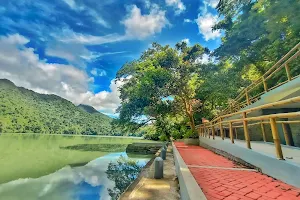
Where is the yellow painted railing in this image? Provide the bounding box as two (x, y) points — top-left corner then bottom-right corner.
(198, 96), (300, 160)
(218, 42), (300, 117)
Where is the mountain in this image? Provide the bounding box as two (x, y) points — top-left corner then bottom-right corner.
(78, 104), (101, 114)
(0, 79), (113, 135)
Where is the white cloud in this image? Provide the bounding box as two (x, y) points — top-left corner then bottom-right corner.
(184, 19), (193, 23)
(62, 0), (110, 28)
(63, 0), (76, 9)
(45, 38), (127, 67)
(46, 42), (92, 67)
(90, 68), (107, 77)
(195, 54), (210, 64)
(144, 0), (151, 8)
(88, 9), (111, 28)
(57, 30), (126, 45)
(196, 13), (221, 41)
(122, 5), (169, 39)
(0, 34), (123, 115)
(204, 0), (219, 8)
(165, 0), (186, 15)
(59, 5), (169, 44)
(181, 38), (190, 45)
(79, 78), (127, 114)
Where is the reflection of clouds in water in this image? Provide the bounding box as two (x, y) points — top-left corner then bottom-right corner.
(0, 152), (150, 200)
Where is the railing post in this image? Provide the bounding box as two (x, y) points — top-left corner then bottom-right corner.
(219, 118), (224, 140)
(270, 118), (284, 160)
(282, 123), (292, 146)
(260, 121), (267, 142)
(262, 76), (268, 92)
(211, 122), (215, 140)
(235, 128), (238, 139)
(285, 63), (292, 81)
(208, 126), (211, 139)
(245, 89), (250, 105)
(229, 122), (234, 144)
(242, 112), (251, 149)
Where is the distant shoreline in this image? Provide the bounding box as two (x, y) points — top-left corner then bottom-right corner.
(0, 133), (144, 139)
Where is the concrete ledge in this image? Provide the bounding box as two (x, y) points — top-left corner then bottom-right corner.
(184, 138), (199, 146)
(172, 142), (207, 200)
(199, 137), (300, 187)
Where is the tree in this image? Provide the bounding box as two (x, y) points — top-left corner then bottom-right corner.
(214, 0), (300, 74)
(205, 0), (300, 117)
(115, 42), (209, 137)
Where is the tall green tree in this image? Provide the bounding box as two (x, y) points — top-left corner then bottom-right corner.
(214, 0), (300, 73)
(204, 0), (300, 117)
(115, 42), (208, 136)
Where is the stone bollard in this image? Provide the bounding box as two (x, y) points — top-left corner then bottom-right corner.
(163, 145), (167, 150)
(154, 157), (164, 179)
(161, 147), (166, 160)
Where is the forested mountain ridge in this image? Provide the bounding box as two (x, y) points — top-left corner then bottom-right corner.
(78, 104), (101, 114)
(0, 79), (113, 135)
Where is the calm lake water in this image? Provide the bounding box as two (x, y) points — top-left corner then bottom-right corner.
(0, 134), (154, 200)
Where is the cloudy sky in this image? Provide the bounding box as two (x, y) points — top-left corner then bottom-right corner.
(0, 0), (221, 117)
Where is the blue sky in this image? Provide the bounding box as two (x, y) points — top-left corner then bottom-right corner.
(0, 0), (221, 117)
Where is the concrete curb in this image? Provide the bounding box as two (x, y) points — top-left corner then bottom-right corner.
(172, 142), (207, 200)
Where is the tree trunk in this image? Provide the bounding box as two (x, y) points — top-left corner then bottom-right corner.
(182, 97), (196, 134)
(188, 112), (196, 133)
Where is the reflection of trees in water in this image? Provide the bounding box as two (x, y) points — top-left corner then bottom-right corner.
(106, 156), (143, 200)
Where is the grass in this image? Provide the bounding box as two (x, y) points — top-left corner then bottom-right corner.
(0, 134), (154, 184)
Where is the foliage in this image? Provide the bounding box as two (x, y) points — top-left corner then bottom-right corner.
(139, 125), (160, 141)
(0, 79), (113, 135)
(115, 42), (209, 138)
(196, 0), (300, 119)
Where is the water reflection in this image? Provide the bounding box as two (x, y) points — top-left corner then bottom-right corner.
(0, 152), (150, 200)
(106, 156), (143, 200)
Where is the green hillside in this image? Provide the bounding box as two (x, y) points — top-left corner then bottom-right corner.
(78, 104), (100, 114)
(0, 79), (113, 135)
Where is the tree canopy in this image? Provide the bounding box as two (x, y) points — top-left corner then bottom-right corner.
(114, 42), (210, 139)
(115, 0), (300, 141)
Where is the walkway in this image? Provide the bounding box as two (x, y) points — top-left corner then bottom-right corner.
(120, 146), (179, 200)
(174, 142), (300, 200)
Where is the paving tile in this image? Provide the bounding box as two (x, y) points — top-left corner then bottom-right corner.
(223, 196), (240, 200)
(218, 190), (233, 197)
(263, 191), (282, 199)
(245, 192), (262, 199)
(173, 142), (300, 200)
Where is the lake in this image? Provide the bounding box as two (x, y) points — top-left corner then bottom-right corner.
(0, 134), (155, 200)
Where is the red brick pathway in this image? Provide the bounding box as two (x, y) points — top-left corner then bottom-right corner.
(174, 142), (300, 200)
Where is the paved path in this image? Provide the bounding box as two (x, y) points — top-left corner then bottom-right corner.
(120, 146), (179, 200)
(212, 136), (300, 166)
(174, 142), (300, 200)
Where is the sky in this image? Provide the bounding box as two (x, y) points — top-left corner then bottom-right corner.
(0, 0), (221, 117)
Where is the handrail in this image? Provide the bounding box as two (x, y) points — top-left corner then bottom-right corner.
(217, 42), (300, 117)
(210, 96), (300, 123)
(198, 96), (300, 160)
